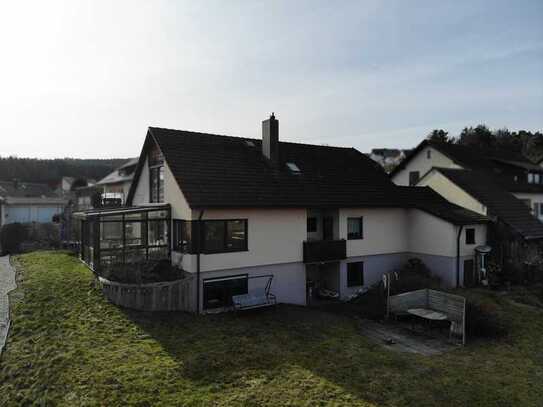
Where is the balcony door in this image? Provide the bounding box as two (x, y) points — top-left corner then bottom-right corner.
(323, 217), (334, 241)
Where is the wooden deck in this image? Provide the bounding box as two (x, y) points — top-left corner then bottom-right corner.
(359, 319), (458, 356)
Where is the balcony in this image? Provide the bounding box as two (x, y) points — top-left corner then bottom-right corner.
(303, 239), (346, 263)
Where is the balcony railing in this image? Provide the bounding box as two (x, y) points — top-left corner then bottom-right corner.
(303, 239), (346, 263)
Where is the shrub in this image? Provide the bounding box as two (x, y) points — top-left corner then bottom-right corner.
(390, 257), (441, 295)
(102, 260), (185, 284)
(0, 223), (28, 254)
(465, 299), (508, 338)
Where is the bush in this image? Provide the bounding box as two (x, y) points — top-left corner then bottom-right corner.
(0, 223), (28, 254)
(465, 299), (508, 338)
(102, 260), (185, 284)
(390, 258), (441, 295)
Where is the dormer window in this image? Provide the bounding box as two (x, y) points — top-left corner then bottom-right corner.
(286, 162), (301, 174)
(528, 173), (534, 184)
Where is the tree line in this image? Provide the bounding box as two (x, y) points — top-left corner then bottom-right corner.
(0, 157), (129, 186)
(426, 126), (543, 162)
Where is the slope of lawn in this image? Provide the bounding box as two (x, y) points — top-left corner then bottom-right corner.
(1, 251), (543, 406)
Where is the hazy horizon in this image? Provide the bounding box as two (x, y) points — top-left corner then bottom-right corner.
(1, 0), (542, 159)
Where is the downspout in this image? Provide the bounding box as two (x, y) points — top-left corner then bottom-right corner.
(456, 225), (464, 288)
(196, 210), (204, 314)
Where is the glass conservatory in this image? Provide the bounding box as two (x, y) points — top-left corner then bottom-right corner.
(74, 204), (171, 274)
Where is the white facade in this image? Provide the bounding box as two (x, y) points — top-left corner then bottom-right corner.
(392, 146), (461, 186)
(513, 192), (543, 221)
(130, 144), (488, 312)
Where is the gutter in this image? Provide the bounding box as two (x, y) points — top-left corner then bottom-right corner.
(456, 225), (464, 288)
(196, 210), (204, 314)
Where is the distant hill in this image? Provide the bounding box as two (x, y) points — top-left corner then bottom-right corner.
(0, 157), (130, 185)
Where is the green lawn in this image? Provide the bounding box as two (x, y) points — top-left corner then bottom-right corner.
(1, 251), (543, 406)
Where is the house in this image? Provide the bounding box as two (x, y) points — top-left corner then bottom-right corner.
(390, 140), (543, 271)
(75, 115), (490, 313)
(96, 158), (138, 205)
(369, 148), (410, 171)
(0, 180), (67, 227)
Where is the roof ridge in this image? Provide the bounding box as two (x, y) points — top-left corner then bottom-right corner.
(149, 126), (354, 150)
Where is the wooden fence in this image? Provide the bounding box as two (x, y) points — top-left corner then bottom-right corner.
(389, 289), (466, 345)
(98, 275), (196, 312)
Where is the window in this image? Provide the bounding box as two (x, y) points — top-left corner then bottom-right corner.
(536, 174), (541, 184)
(409, 171), (420, 186)
(202, 219), (248, 253)
(173, 220), (192, 252)
(427, 149), (432, 159)
(307, 217), (317, 233)
(203, 275), (248, 309)
(528, 173), (535, 184)
(347, 217), (363, 240)
(465, 228), (475, 245)
(286, 162), (301, 173)
(150, 166), (164, 203)
(347, 262), (364, 287)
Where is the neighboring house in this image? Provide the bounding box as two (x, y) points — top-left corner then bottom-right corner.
(96, 158), (138, 205)
(369, 148), (410, 171)
(75, 115), (491, 313)
(390, 140), (543, 269)
(0, 180), (67, 227)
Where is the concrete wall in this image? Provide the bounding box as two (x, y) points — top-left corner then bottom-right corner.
(339, 208), (408, 257)
(392, 146), (461, 186)
(418, 170), (487, 215)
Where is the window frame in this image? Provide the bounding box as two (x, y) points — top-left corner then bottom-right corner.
(201, 219), (248, 254)
(465, 228), (476, 245)
(347, 217), (364, 240)
(347, 261), (364, 287)
(427, 149), (432, 159)
(203, 274), (249, 310)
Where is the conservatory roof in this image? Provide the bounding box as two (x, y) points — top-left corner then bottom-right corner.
(73, 203), (170, 219)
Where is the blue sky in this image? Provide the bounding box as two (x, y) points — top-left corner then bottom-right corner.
(0, 0), (541, 158)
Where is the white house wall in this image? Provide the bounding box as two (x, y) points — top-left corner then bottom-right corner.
(407, 209), (456, 257)
(189, 208), (307, 273)
(164, 161), (192, 220)
(418, 170), (487, 215)
(392, 146), (461, 186)
(339, 208), (409, 256)
(131, 158), (150, 205)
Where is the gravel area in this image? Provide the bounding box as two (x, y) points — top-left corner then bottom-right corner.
(0, 255), (17, 356)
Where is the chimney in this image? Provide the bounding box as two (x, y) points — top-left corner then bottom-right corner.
(262, 113), (279, 163)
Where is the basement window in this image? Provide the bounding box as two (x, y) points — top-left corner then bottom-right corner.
(286, 162), (301, 174)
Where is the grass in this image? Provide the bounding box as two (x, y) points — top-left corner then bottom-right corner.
(1, 251), (543, 406)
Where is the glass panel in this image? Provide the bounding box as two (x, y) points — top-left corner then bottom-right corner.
(226, 220), (246, 250)
(159, 166), (164, 202)
(148, 220), (168, 246)
(125, 212), (143, 220)
(204, 221), (225, 252)
(125, 222), (142, 247)
(348, 218), (362, 239)
(100, 221), (123, 249)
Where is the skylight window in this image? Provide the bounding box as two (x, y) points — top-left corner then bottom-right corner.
(286, 162), (301, 173)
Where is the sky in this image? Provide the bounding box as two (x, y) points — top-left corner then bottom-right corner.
(0, 0), (542, 159)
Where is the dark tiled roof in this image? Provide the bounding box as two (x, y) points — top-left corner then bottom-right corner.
(148, 127), (402, 209)
(0, 181), (59, 198)
(127, 127), (489, 226)
(437, 168), (543, 240)
(396, 186), (489, 225)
